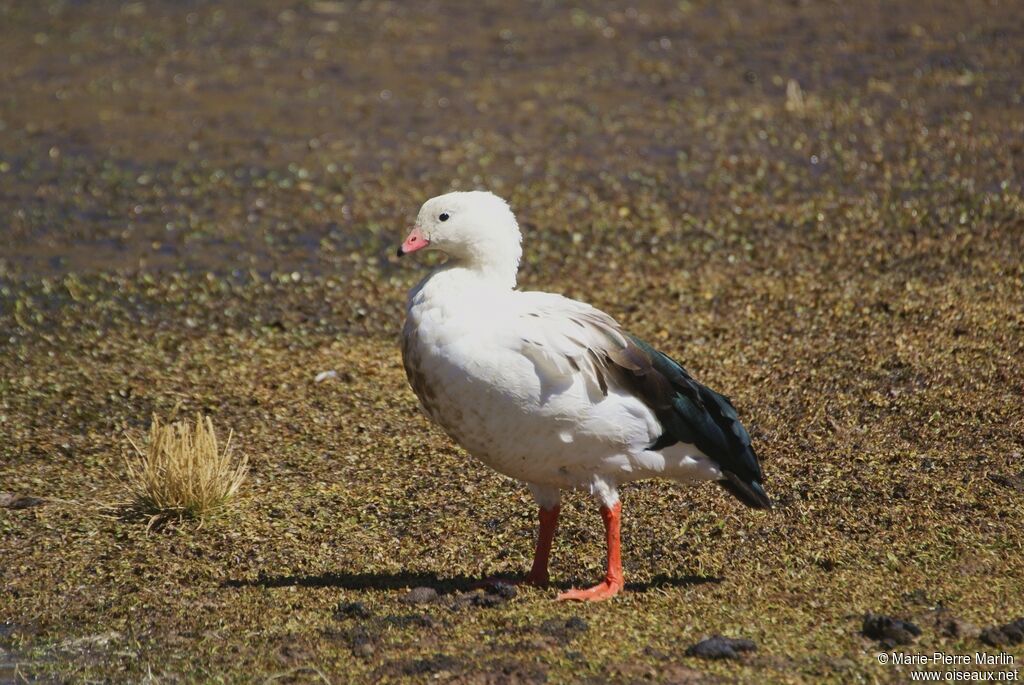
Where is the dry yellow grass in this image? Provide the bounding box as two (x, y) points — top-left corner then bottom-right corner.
(124, 413), (248, 523)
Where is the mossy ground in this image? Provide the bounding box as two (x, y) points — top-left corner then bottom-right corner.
(1, 1), (1023, 683)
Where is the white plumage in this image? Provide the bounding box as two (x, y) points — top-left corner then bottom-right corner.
(403, 268), (723, 506)
(397, 190), (768, 601)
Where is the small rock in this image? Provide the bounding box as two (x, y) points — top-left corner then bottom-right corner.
(940, 616), (979, 639)
(490, 581), (518, 600)
(685, 635), (757, 660)
(925, 608), (979, 639)
(0, 493), (45, 509)
(401, 586), (439, 605)
(314, 370), (338, 383)
(333, 601), (371, 620)
(862, 613), (922, 647)
(980, 618), (1024, 647)
(452, 584), (517, 609)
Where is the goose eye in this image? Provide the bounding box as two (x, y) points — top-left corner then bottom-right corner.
(439, 213), (449, 222)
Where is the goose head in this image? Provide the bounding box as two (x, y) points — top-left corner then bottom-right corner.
(398, 190), (523, 287)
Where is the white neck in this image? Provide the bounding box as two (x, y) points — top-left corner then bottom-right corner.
(441, 239), (521, 290)
(411, 263), (516, 314)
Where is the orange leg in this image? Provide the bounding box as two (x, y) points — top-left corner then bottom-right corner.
(523, 505), (560, 586)
(557, 501), (623, 601)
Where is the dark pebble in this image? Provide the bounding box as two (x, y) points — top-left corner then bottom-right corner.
(458, 583), (517, 609)
(333, 601), (371, 620)
(685, 635), (757, 660)
(862, 613), (922, 647)
(403, 654), (460, 675)
(401, 586), (439, 605)
(980, 618), (1024, 647)
(491, 581), (518, 600)
(0, 493), (45, 509)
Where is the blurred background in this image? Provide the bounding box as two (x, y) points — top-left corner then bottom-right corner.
(2, 0), (1019, 280)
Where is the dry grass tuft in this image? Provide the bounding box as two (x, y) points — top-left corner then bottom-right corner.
(124, 413), (248, 524)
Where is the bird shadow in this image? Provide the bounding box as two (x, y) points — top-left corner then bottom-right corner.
(222, 570), (722, 594)
(626, 574), (723, 592)
(222, 570), (485, 593)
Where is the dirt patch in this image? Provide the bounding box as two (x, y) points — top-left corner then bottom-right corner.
(450, 660), (549, 685)
(980, 618), (1024, 647)
(685, 636), (757, 660)
(923, 607), (980, 640)
(862, 614), (922, 647)
(988, 470), (1024, 493)
(538, 617), (589, 645)
(446, 584), (519, 610)
(382, 653), (462, 678)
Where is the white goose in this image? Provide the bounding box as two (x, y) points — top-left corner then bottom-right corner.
(398, 191), (770, 601)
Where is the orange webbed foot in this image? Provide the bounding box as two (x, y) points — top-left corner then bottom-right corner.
(556, 578), (623, 602)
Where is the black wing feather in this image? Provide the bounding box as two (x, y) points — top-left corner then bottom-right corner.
(612, 335), (771, 509)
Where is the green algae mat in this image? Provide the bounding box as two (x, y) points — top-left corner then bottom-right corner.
(1, 1), (1022, 683)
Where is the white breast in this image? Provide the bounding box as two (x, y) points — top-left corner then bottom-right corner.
(401, 268), (718, 491)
